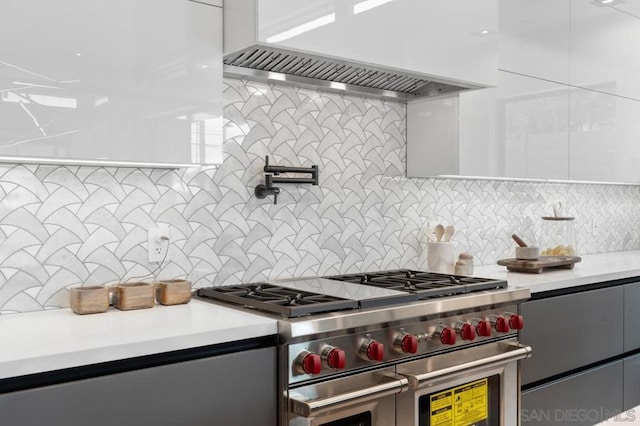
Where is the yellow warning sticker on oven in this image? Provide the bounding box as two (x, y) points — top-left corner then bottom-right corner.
(429, 378), (488, 426)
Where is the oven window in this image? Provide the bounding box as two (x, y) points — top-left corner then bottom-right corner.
(320, 412), (372, 426)
(419, 375), (501, 426)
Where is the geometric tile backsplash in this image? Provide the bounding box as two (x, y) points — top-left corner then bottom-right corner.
(1, 78), (639, 313)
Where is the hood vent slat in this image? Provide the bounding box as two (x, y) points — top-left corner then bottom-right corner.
(304, 62), (331, 79)
(224, 45), (483, 101)
(271, 55), (295, 73)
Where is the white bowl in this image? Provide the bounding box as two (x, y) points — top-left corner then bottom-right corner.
(516, 246), (539, 260)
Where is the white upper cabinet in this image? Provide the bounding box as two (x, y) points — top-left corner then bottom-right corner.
(499, 0), (640, 100)
(225, 0), (498, 87)
(569, 87), (640, 183)
(571, 0), (640, 100)
(0, 0), (223, 167)
(409, 0), (640, 184)
(460, 72), (570, 180)
(499, 0), (571, 84)
(408, 71), (570, 180)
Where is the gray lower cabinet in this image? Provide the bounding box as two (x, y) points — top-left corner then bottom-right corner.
(522, 361), (623, 426)
(624, 353), (640, 411)
(519, 286), (624, 385)
(624, 282), (640, 351)
(520, 279), (640, 425)
(0, 347), (276, 426)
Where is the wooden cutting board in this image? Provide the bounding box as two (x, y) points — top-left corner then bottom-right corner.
(497, 256), (582, 274)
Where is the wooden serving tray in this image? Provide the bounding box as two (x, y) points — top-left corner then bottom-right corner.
(497, 256), (582, 274)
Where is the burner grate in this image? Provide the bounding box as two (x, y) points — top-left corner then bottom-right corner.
(197, 283), (358, 317)
(324, 269), (506, 299)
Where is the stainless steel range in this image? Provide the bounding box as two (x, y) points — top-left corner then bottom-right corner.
(197, 269), (532, 426)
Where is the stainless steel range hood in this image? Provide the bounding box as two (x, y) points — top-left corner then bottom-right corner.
(223, 1), (493, 101)
(224, 43), (484, 101)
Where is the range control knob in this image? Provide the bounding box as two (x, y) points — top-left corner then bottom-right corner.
(492, 315), (510, 333)
(456, 322), (476, 341)
(434, 326), (457, 345)
(394, 332), (419, 354)
(360, 339), (385, 362)
(472, 319), (492, 337)
(506, 313), (524, 330)
(296, 351), (322, 375)
(322, 346), (346, 370)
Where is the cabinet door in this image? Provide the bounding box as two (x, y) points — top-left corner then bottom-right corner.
(499, 0), (571, 84)
(0, 347), (277, 426)
(251, 0), (498, 86)
(521, 361), (623, 426)
(0, 0), (223, 166)
(625, 282), (640, 351)
(519, 287), (624, 385)
(461, 71), (570, 179)
(624, 353), (640, 412)
(568, 88), (640, 183)
(571, 0), (640, 100)
(408, 70), (570, 179)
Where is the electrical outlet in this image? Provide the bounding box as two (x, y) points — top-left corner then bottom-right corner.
(148, 227), (170, 263)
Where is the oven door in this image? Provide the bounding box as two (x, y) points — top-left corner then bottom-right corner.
(287, 367), (408, 426)
(396, 340), (532, 426)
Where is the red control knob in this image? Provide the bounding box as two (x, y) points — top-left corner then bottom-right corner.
(325, 348), (346, 370)
(475, 320), (492, 337)
(400, 334), (418, 354)
(494, 316), (509, 333)
(438, 327), (457, 345)
(300, 352), (322, 375)
(366, 341), (385, 361)
(460, 323), (476, 341)
(508, 314), (524, 330)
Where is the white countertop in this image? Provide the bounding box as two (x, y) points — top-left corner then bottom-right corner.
(475, 250), (640, 293)
(2, 250), (640, 382)
(0, 299), (277, 380)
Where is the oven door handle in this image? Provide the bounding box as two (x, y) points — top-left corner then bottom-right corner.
(400, 342), (532, 387)
(289, 375), (408, 417)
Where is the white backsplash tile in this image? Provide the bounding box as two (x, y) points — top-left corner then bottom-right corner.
(0, 78), (639, 313)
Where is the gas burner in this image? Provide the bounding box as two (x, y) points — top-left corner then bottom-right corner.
(403, 281), (417, 291)
(324, 269), (506, 299)
(285, 293), (304, 306)
(197, 283), (359, 317)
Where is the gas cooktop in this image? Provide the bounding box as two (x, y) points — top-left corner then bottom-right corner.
(197, 269), (507, 318)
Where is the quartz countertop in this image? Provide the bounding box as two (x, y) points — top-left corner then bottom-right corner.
(3, 250), (639, 383)
(474, 250), (640, 293)
(0, 299), (277, 380)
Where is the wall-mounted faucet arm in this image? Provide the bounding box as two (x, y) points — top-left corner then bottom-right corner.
(255, 156), (319, 204)
(263, 156), (319, 184)
(266, 164), (317, 174)
(272, 176), (317, 185)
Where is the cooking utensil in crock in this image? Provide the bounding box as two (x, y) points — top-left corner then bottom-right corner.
(511, 234), (528, 247)
(444, 225), (454, 242)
